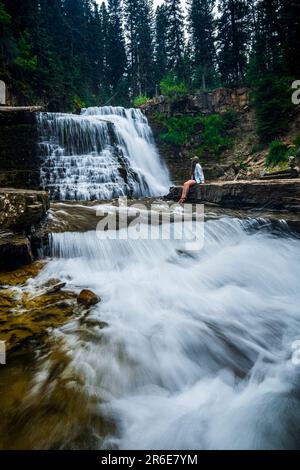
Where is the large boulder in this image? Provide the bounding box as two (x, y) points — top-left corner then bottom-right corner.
(77, 289), (101, 308)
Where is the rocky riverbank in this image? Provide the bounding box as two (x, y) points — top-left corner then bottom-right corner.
(166, 179), (300, 212)
(0, 188), (49, 269)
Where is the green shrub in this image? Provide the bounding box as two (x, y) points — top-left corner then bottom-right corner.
(158, 112), (233, 154)
(133, 95), (149, 107)
(265, 141), (289, 167)
(160, 74), (187, 97)
(199, 114), (231, 154)
(72, 95), (87, 110)
(160, 116), (200, 145)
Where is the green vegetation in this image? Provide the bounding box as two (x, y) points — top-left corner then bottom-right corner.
(265, 141), (289, 167)
(133, 95), (149, 107)
(0, 0), (299, 150)
(0, 0), (10, 24)
(251, 76), (293, 143)
(159, 74), (187, 98)
(155, 110), (236, 156)
(293, 133), (300, 152)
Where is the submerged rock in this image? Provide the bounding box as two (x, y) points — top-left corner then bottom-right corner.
(0, 261), (46, 286)
(0, 263), (80, 353)
(77, 290), (101, 308)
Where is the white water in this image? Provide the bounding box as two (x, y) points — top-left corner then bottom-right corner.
(31, 212), (300, 450)
(38, 107), (170, 200)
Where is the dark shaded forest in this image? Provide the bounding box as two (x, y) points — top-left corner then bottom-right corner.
(0, 0), (300, 140)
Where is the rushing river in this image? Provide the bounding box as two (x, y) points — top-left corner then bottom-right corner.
(1, 201), (300, 450)
(1, 106), (300, 450)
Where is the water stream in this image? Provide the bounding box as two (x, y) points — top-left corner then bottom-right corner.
(1, 201), (300, 450)
(1, 106), (300, 450)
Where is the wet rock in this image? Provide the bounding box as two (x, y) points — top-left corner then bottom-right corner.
(40, 279), (66, 295)
(166, 179), (300, 212)
(0, 232), (33, 269)
(0, 261), (46, 287)
(77, 290), (101, 308)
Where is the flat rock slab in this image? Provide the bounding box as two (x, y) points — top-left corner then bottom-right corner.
(166, 179), (300, 212)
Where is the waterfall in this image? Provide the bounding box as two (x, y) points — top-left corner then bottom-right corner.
(38, 106), (171, 200)
(29, 211), (300, 450)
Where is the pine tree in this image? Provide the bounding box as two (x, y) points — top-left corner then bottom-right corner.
(106, 0), (127, 93)
(165, 0), (185, 79)
(188, 0), (217, 90)
(124, 0), (154, 98)
(280, 0), (300, 77)
(136, 0), (155, 97)
(154, 4), (168, 87)
(217, 0), (251, 85)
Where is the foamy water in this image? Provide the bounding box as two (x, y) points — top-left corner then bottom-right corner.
(28, 213), (300, 450)
(38, 107), (171, 200)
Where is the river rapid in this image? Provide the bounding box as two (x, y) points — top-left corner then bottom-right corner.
(1, 200), (300, 450)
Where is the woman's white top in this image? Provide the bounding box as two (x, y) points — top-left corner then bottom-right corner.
(194, 163), (205, 184)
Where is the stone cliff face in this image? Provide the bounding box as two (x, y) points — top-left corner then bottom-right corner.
(0, 109), (41, 189)
(0, 189), (49, 269)
(142, 87), (250, 117)
(143, 88), (258, 185)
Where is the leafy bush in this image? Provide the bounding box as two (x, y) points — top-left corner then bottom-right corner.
(72, 95), (87, 110)
(160, 74), (187, 97)
(159, 116), (200, 145)
(157, 112), (233, 154)
(265, 141), (289, 167)
(133, 95), (149, 107)
(200, 114), (231, 154)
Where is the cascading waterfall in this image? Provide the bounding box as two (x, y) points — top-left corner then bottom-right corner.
(26, 210), (300, 450)
(38, 106), (171, 200)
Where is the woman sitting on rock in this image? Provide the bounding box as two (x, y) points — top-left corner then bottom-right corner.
(179, 157), (205, 204)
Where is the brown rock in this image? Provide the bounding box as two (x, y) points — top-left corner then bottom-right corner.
(166, 179), (300, 212)
(44, 282), (66, 295)
(77, 289), (101, 308)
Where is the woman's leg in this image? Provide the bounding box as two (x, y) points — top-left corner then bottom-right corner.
(179, 180), (196, 203)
